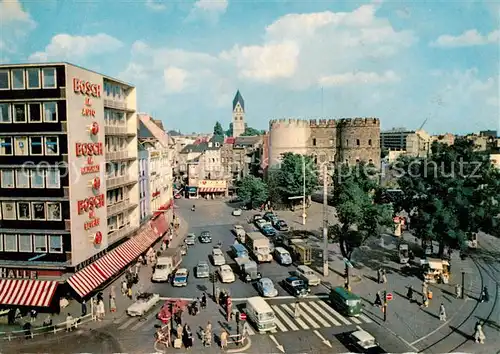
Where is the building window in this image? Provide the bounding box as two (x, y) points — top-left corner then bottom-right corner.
(4, 234), (18, 252)
(15, 170), (30, 188)
(18, 202), (31, 220)
(312, 138), (316, 146)
(34, 235), (47, 253)
(1, 169), (14, 188)
(45, 137), (59, 155)
(0, 103), (11, 123)
(46, 202), (61, 221)
(14, 136), (28, 155)
(49, 235), (62, 253)
(0, 234), (2, 252)
(46, 169), (60, 188)
(368, 139), (372, 146)
(0, 70), (9, 90)
(43, 102), (58, 122)
(18, 234), (32, 252)
(27, 68), (41, 89)
(42, 68), (56, 88)
(32, 202), (46, 220)
(346, 140), (349, 147)
(356, 139), (360, 146)
(0, 137), (12, 156)
(30, 136), (43, 155)
(31, 170), (45, 188)
(13, 103), (27, 123)
(28, 103), (42, 122)
(1, 202), (16, 220)
(11, 69), (25, 89)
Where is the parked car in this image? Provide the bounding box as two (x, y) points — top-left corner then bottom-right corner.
(200, 231), (212, 243)
(232, 208), (242, 216)
(253, 214), (263, 222)
(180, 245), (187, 256)
(261, 224), (277, 237)
(218, 264), (236, 283)
(273, 220), (289, 231)
(257, 278), (278, 297)
(126, 293), (160, 316)
(196, 261), (210, 278)
(212, 248), (226, 266)
(255, 219), (267, 229)
(296, 265), (321, 286)
(264, 213), (278, 224)
(274, 247), (292, 265)
(282, 276), (310, 297)
(185, 233), (196, 246)
(172, 268), (189, 287)
(263, 211), (275, 220)
(233, 225), (246, 239)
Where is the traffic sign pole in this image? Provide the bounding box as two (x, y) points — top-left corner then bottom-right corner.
(383, 291), (387, 322)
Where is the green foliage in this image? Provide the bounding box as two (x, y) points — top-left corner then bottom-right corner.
(330, 162), (393, 259)
(394, 138), (500, 251)
(274, 153), (318, 201)
(241, 126), (264, 136)
(213, 121), (224, 136)
(225, 123), (233, 137)
(266, 168), (284, 206)
(237, 175), (268, 209)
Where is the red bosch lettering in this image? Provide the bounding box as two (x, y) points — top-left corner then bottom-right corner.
(77, 194), (105, 215)
(75, 142), (103, 157)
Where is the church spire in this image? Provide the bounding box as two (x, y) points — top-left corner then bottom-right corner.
(232, 90), (245, 111)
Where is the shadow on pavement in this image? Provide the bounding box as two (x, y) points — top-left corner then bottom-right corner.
(449, 325), (473, 340)
(475, 316), (500, 332)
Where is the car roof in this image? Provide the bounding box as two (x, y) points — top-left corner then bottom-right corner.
(187, 234), (196, 237)
(197, 261), (208, 266)
(286, 276), (301, 282)
(213, 248), (223, 254)
(234, 224), (243, 228)
(220, 265), (231, 270)
(176, 268), (188, 273)
(260, 278), (273, 284)
(351, 330), (375, 342)
(297, 265), (312, 271)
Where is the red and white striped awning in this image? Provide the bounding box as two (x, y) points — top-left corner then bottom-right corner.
(198, 187), (225, 193)
(67, 226), (161, 298)
(150, 213), (169, 237)
(0, 279), (58, 307)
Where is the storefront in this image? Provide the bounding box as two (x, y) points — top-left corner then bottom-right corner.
(185, 186), (198, 199)
(197, 180), (228, 199)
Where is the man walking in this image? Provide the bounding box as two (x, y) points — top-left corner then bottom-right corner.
(439, 303), (446, 321)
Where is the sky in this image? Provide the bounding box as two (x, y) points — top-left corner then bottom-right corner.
(0, 0), (499, 135)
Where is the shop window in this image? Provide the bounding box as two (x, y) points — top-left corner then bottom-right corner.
(43, 102), (58, 122)
(32, 202), (46, 220)
(0, 103), (11, 123)
(27, 68), (41, 89)
(18, 202), (31, 220)
(15, 170), (30, 188)
(28, 103), (42, 122)
(29, 136), (43, 155)
(45, 136), (59, 155)
(1, 202), (16, 220)
(46, 169), (60, 188)
(1, 169), (14, 188)
(13, 103), (27, 123)
(31, 170), (45, 188)
(46, 202), (62, 221)
(49, 235), (62, 253)
(0, 70), (9, 90)
(14, 137), (28, 155)
(0, 137), (13, 155)
(42, 68), (56, 88)
(11, 69), (25, 89)
(4, 234), (18, 252)
(18, 235), (32, 252)
(34, 235), (47, 253)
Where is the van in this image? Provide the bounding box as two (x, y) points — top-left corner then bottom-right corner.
(296, 265), (320, 286)
(329, 286), (362, 316)
(231, 243), (249, 259)
(245, 296), (276, 333)
(274, 247), (292, 265)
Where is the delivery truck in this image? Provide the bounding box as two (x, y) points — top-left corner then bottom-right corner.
(152, 248), (182, 282)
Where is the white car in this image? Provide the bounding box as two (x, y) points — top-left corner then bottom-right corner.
(233, 224), (246, 238)
(255, 219), (267, 229)
(126, 293), (160, 316)
(172, 268), (189, 287)
(232, 208), (242, 216)
(218, 264), (236, 283)
(296, 265), (321, 286)
(212, 248), (226, 266)
(185, 233), (196, 245)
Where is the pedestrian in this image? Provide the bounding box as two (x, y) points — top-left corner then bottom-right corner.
(184, 324), (193, 349)
(455, 284), (462, 298)
(29, 309), (37, 323)
(474, 321), (485, 344)
(382, 269), (387, 284)
(109, 294), (117, 313)
(204, 322), (212, 347)
(176, 323), (183, 339)
(422, 281), (428, 297)
(220, 329), (228, 349)
(294, 301), (300, 318)
(42, 315), (52, 328)
(421, 294), (429, 308)
(480, 286), (489, 303)
(127, 287), (133, 300)
(407, 286), (414, 302)
(66, 313), (74, 332)
(121, 280), (127, 296)
(81, 301), (87, 316)
(374, 292), (382, 307)
(97, 299), (105, 321)
(201, 293), (207, 309)
(110, 285), (116, 299)
(23, 322), (32, 339)
(439, 303), (446, 321)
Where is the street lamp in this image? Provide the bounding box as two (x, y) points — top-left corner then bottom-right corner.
(302, 155), (306, 225)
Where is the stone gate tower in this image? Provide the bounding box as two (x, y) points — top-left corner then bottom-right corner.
(232, 90), (245, 137)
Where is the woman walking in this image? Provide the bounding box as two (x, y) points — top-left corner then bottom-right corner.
(109, 294), (117, 313)
(220, 329), (228, 350)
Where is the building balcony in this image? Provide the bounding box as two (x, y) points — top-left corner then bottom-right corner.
(104, 124), (131, 136)
(107, 198), (138, 217)
(108, 223), (138, 245)
(107, 175), (138, 189)
(104, 99), (135, 112)
(106, 150), (136, 161)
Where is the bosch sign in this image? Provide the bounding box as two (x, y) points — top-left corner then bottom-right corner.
(73, 78), (101, 97)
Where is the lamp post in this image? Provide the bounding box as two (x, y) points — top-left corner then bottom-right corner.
(302, 155), (306, 225)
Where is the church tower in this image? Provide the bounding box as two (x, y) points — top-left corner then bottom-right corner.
(232, 90), (245, 137)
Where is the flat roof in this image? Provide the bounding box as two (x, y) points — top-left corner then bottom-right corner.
(0, 61), (134, 88)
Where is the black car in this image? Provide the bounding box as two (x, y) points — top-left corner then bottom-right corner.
(199, 231), (212, 243)
(253, 214), (263, 222)
(273, 219), (289, 231)
(282, 276), (310, 297)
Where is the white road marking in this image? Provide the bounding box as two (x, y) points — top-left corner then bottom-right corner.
(281, 304), (309, 330)
(350, 316), (362, 324)
(118, 317), (136, 330)
(359, 314), (373, 323)
(293, 304), (320, 328)
(273, 313), (289, 332)
(272, 305), (299, 331)
(300, 302), (331, 327)
(308, 301), (341, 326)
(316, 301), (351, 325)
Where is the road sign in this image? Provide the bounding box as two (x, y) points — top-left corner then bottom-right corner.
(386, 293), (393, 301)
(239, 312), (247, 321)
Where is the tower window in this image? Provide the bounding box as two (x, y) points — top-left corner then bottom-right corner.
(346, 140), (349, 146)
(356, 139), (360, 146)
(312, 138), (316, 146)
(356, 159), (360, 164)
(368, 139), (372, 146)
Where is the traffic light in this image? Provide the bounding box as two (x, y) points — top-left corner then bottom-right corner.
(209, 272), (218, 283)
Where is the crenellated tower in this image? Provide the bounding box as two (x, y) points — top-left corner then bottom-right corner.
(232, 90), (245, 137)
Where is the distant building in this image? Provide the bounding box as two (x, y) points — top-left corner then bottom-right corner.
(381, 128), (415, 151)
(232, 90), (245, 138)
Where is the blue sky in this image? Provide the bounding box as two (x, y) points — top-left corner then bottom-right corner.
(1, 0), (499, 134)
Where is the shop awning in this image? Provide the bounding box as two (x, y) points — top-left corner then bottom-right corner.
(150, 213), (169, 237)
(67, 226), (160, 298)
(198, 187), (225, 193)
(0, 279), (58, 307)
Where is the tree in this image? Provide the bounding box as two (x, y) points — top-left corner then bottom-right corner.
(329, 163), (393, 287)
(213, 121), (224, 136)
(241, 126), (264, 136)
(237, 175), (268, 209)
(266, 168), (284, 206)
(225, 123), (233, 137)
(394, 138), (500, 254)
(275, 153), (318, 203)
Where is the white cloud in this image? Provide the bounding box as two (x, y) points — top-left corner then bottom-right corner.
(145, 0), (167, 11)
(163, 67), (189, 93)
(431, 29), (499, 48)
(187, 0), (228, 23)
(319, 70), (400, 86)
(0, 0), (36, 26)
(29, 33), (123, 62)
